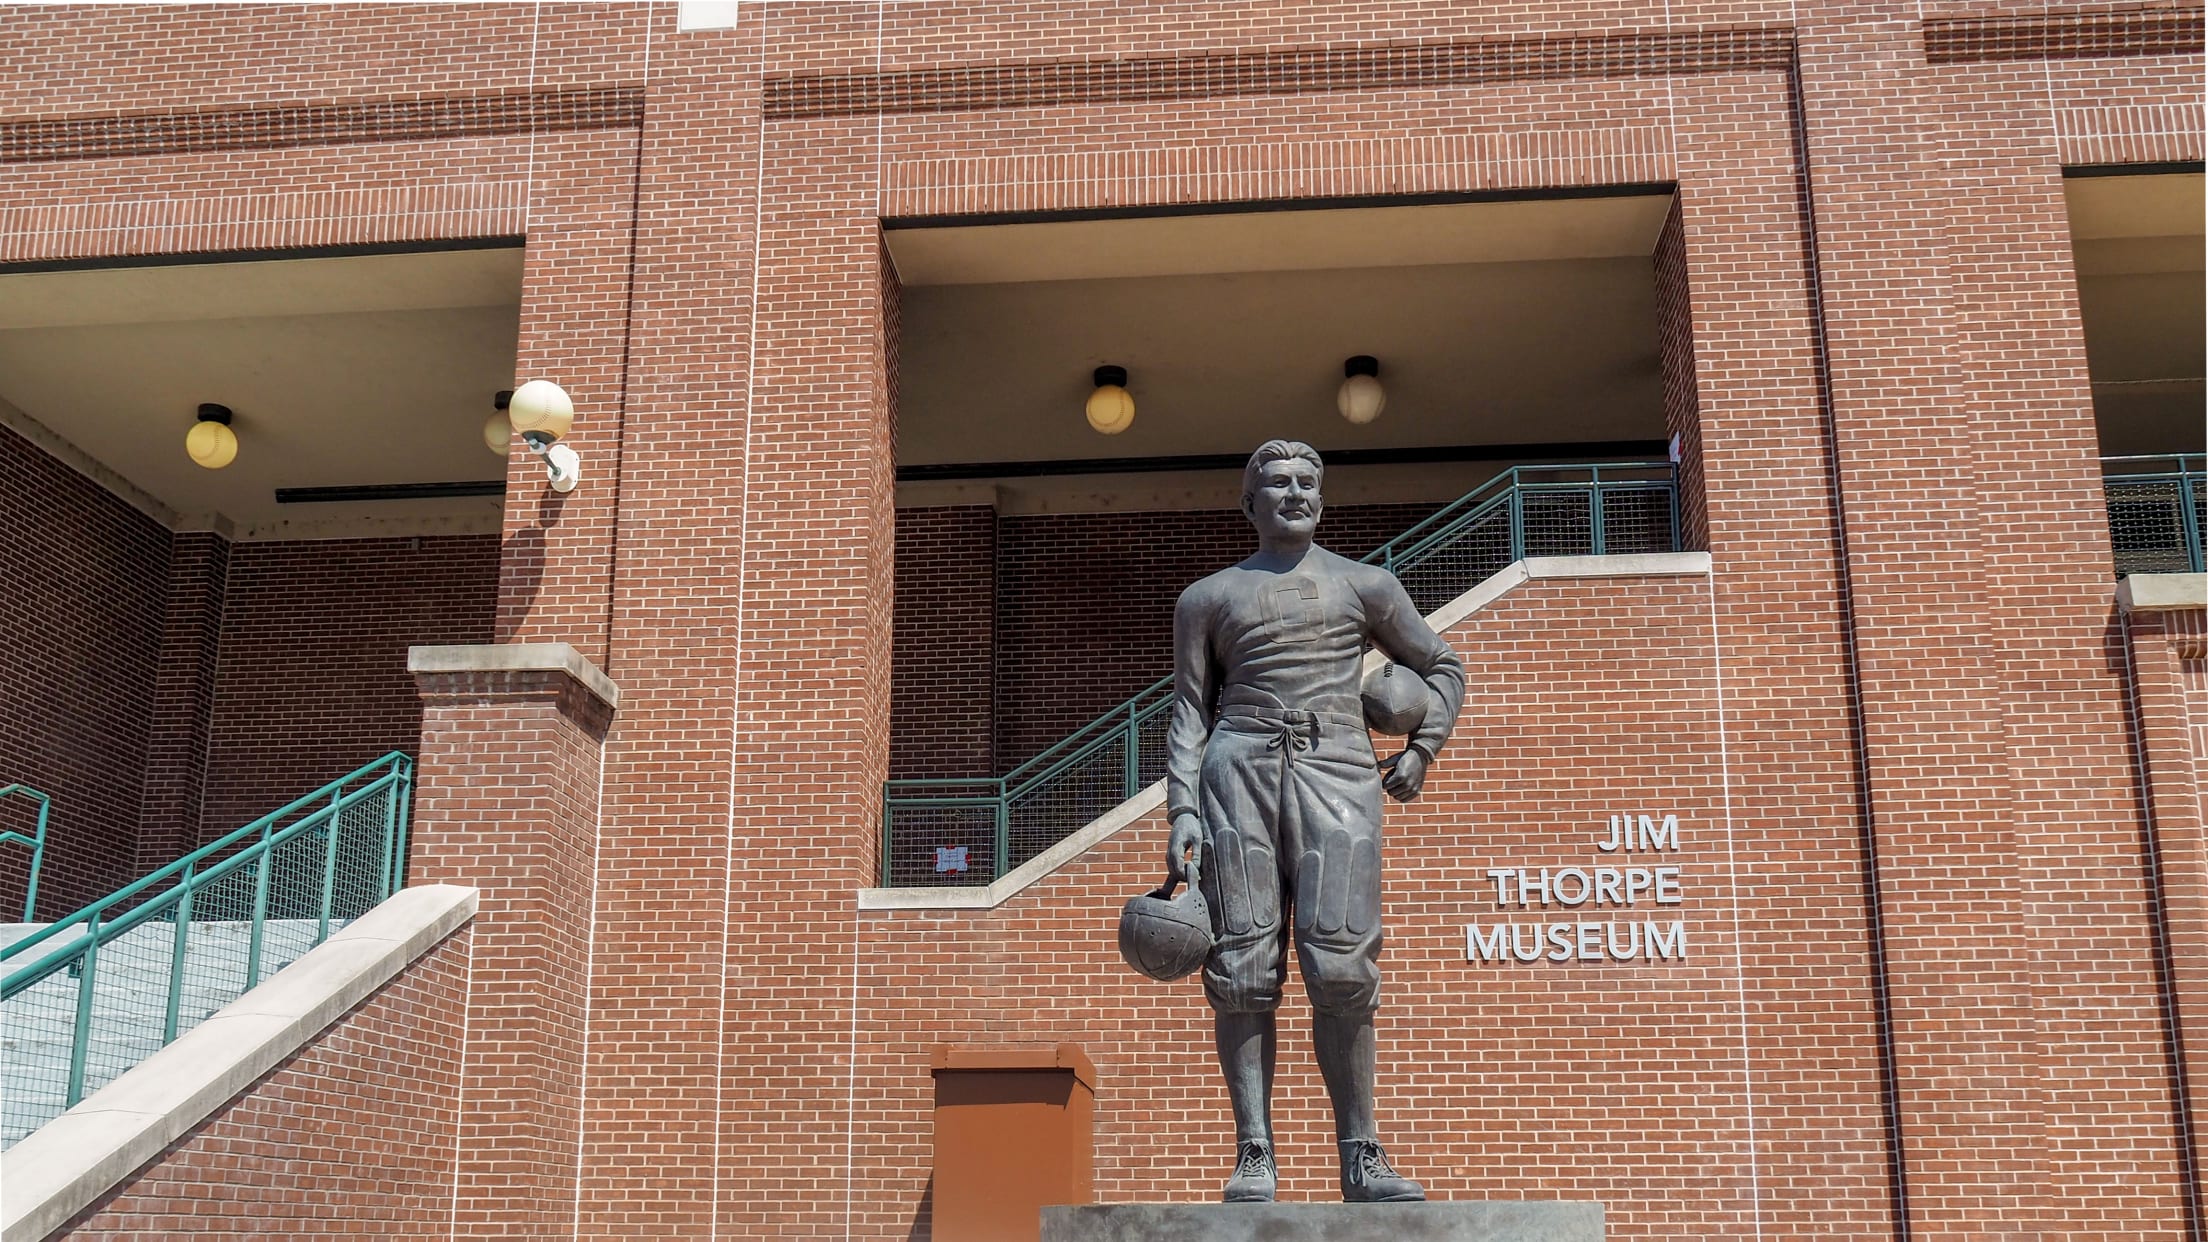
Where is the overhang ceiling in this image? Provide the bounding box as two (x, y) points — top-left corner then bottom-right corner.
(886, 195), (1673, 285)
(0, 246), (523, 538)
(889, 194), (1674, 511)
(2065, 173), (2205, 456)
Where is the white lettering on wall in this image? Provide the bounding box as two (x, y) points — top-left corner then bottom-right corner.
(1466, 812), (1688, 965)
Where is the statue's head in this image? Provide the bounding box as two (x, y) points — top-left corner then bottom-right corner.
(1241, 439), (1324, 542)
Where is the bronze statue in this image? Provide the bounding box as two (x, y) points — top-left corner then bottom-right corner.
(1162, 439), (1465, 1204)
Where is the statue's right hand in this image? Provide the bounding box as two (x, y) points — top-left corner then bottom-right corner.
(1166, 813), (1203, 884)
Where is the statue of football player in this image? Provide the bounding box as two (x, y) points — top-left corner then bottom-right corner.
(1165, 439), (1465, 1204)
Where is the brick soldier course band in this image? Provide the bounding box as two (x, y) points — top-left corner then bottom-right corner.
(1152, 439), (1467, 1203)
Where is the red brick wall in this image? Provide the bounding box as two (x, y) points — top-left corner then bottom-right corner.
(891, 505), (997, 779)
(62, 924), (473, 1237)
(0, 422), (167, 918)
(197, 536), (499, 847)
(135, 531), (228, 873)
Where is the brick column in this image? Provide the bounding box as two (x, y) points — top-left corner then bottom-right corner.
(134, 529), (228, 877)
(407, 642), (617, 1237)
(1794, 9), (2041, 1233)
(2122, 581), (2208, 1205)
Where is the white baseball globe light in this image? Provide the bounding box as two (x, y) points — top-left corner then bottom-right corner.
(1086, 365), (1134, 435)
(185, 404), (238, 469)
(1337, 356), (1385, 425)
(508, 379), (574, 442)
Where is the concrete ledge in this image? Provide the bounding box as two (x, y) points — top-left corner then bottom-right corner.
(0, 884), (478, 1242)
(2118, 573), (2206, 614)
(409, 641), (619, 711)
(859, 553), (1713, 913)
(861, 782), (1168, 911)
(1043, 1201), (1603, 1241)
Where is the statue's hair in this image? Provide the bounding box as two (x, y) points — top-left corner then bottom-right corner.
(1241, 439), (1325, 499)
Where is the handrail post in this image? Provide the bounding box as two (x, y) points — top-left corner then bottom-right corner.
(1669, 467), (1682, 551)
(376, 777), (400, 902)
(1590, 478), (1607, 556)
(1123, 702), (1141, 799)
(880, 799), (894, 887)
(995, 797), (1011, 882)
(244, 825), (273, 989)
(317, 785), (345, 945)
(164, 868), (194, 1043)
(1509, 485), (1526, 562)
(65, 915), (99, 1108)
(390, 759), (414, 893)
(2182, 461), (2204, 574)
(24, 796), (46, 920)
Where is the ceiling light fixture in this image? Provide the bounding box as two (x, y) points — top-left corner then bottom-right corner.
(185, 403), (238, 470)
(1337, 356), (1385, 425)
(1086, 365), (1134, 435)
(484, 390), (514, 456)
(503, 379), (581, 492)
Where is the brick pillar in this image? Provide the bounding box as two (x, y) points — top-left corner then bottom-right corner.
(1653, 199), (1706, 555)
(1670, 65), (1904, 1234)
(1794, 9), (2042, 1234)
(134, 529), (228, 878)
(2123, 585), (2208, 1207)
(408, 642), (616, 1237)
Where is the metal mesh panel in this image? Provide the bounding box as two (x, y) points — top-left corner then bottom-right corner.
(1520, 489), (1596, 558)
(1598, 486), (1677, 555)
(0, 939), (80, 1144)
(74, 916), (178, 1105)
(2108, 477), (2204, 575)
(256, 832), (327, 980)
(1134, 704), (1173, 789)
(1006, 739), (1130, 870)
(880, 803), (998, 887)
(1390, 502), (1512, 613)
(331, 794), (392, 922)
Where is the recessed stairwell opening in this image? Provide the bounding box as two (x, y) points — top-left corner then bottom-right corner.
(881, 191), (1697, 887)
(2065, 170), (2206, 575)
(0, 243), (518, 920)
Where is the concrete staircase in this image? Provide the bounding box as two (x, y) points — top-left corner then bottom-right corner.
(0, 919), (338, 1148)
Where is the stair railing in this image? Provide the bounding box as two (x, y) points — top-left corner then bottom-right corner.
(0, 784), (51, 921)
(881, 461), (1677, 887)
(2104, 453), (2206, 576)
(0, 753), (412, 1141)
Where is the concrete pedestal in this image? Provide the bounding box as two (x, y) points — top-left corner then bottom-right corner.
(1041, 1202), (1602, 1242)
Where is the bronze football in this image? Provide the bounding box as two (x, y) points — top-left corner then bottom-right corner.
(1361, 662), (1431, 736)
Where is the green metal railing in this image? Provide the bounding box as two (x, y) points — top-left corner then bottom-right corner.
(2105, 454), (2205, 576)
(0, 784), (51, 921)
(0, 754), (412, 1146)
(881, 462), (1677, 888)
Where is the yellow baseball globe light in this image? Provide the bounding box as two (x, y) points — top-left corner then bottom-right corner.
(1086, 365), (1134, 435)
(483, 390), (514, 456)
(507, 379), (574, 443)
(1337, 356), (1385, 425)
(185, 403), (238, 470)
